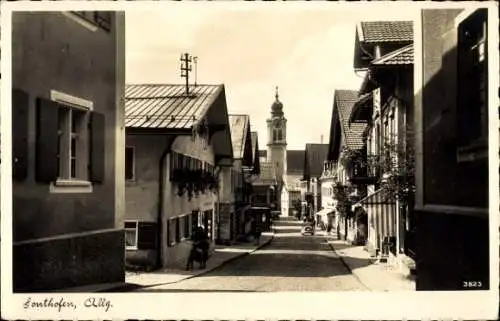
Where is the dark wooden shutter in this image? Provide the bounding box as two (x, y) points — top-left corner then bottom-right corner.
(12, 89), (29, 181)
(35, 98), (59, 182)
(125, 147), (134, 180)
(137, 221), (157, 250)
(89, 112), (105, 183)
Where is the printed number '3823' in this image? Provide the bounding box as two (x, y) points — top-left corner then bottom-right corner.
(463, 281), (482, 288)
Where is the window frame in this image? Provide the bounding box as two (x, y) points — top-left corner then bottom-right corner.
(456, 8), (489, 163)
(182, 214), (191, 240)
(167, 217), (177, 247)
(125, 220), (139, 250)
(64, 11), (112, 32)
(125, 146), (136, 182)
(49, 90), (93, 194)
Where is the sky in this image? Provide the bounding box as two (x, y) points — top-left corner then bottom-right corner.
(126, 3), (418, 150)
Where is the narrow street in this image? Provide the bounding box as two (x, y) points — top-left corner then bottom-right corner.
(136, 217), (366, 292)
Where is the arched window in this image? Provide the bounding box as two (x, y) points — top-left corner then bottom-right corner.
(277, 130), (282, 141)
(273, 129), (277, 142)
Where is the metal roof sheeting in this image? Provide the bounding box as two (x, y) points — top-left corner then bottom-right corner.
(125, 84), (223, 129)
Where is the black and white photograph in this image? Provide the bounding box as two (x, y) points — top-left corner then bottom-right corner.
(1, 0), (499, 319)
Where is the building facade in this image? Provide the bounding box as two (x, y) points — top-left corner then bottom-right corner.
(11, 11), (126, 291)
(414, 8), (491, 290)
(319, 160), (337, 229)
(326, 90), (367, 243)
(227, 114), (254, 243)
(124, 84), (233, 270)
(303, 144), (329, 225)
(349, 20), (415, 268)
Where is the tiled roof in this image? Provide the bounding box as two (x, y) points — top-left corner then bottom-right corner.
(335, 90), (367, 150)
(358, 21), (413, 44)
(287, 150), (305, 173)
(305, 144), (329, 178)
(372, 44), (413, 66)
(228, 114), (249, 159)
(125, 84), (223, 129)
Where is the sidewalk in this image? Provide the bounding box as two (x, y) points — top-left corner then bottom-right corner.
(321, 231), (416, 291)
(125, 231), (274, 290)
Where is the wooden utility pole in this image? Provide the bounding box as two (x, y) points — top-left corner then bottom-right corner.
(180, 53), (192, 95)
(193, 56), (198, 87)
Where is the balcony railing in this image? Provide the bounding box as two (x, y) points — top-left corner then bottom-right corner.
(321, 161), (337, 179)
(348, 156), (380, 185)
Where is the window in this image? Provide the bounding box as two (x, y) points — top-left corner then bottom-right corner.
(168, 217), (177, 247)
(184, 215), (191, 239)
(57, 105), (89, 180)
(191, 210), (200, 236)
(36, 91), (105, 193)
(125, 146), (135, 181)
(125, 221), (138, 250)
(175, 217), (181, 243)
(457, 9), (488, 154)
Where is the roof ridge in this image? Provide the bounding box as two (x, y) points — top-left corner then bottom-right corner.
(228, 113), (250, 117)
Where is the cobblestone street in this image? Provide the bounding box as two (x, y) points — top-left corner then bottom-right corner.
(134, 218), (367, 292)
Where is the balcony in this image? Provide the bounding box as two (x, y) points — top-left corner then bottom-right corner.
(320, 161), (337, 180)
(348, 158), (380, 185)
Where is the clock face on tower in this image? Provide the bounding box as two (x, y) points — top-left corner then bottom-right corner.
(273, 119), (282, 129)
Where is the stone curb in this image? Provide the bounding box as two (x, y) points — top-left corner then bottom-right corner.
(127, 231), (276, 291)
(323, 233), (372, 291)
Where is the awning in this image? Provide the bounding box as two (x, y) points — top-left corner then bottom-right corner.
(356, 188), (396, 206)
(355, 188), (397, 244)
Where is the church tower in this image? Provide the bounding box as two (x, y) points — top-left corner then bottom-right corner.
(267, 87), (287, 183)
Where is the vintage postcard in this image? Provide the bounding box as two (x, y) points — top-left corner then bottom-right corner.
(1, 0), (499, 320)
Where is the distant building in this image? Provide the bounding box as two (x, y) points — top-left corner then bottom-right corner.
(227, 114), (255, 242)
(285, 150), (305, 217)
(11, 12), (125, 291)
(302, 144), (329, 225)
(252, 88), (304, 217)
(326, 89), (367, 243)
(124, 84), (233, 270)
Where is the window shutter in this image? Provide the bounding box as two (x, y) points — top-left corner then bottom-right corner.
(12, 89), (29, 181)
(89, 112), (105, 183)
(125, 147), (134, 180)
(35, 98), (59, 183)
(137, 221), (157, 250)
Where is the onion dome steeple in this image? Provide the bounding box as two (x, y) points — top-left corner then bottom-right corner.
(271, 86), (284, 116)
